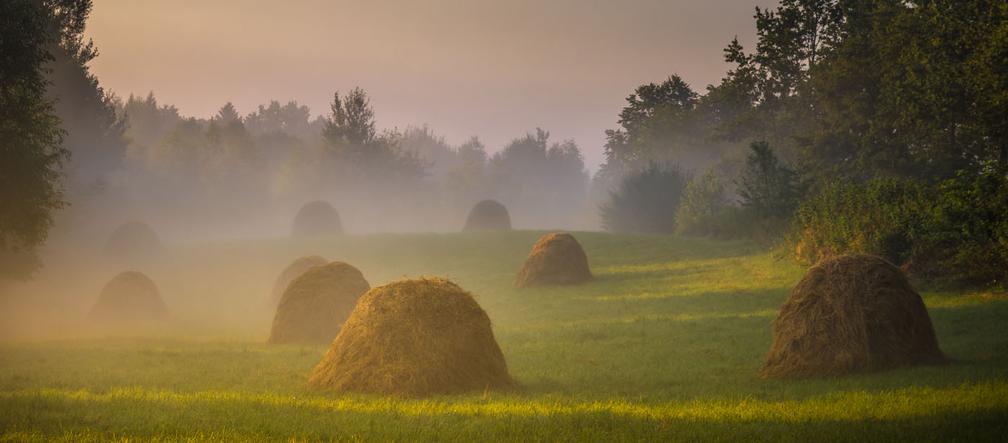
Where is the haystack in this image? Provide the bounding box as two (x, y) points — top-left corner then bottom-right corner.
(515, 233), (592, 287)
(463, 199), (511, 231)
(268, 262), (369, 344)
(104, 221), (162, 260)
(269, 255), (328, 306)
(308, 278), (514, 396)
(291, 201), (343, 237)
(760, 254), (945, 378)
(89, 271), (168, 322)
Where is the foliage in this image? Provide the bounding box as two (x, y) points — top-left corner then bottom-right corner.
(487, 129), (589, 224)
(0, 0), (68, 280)
(322, 88), (428, 181)
(789, 177), (930, 266)
(120, 92), (180, 158)
(43, 0), (128, 189)
(601, 164), (689, 234)
(918, 169), (1008, 286)
(675, 170), (728, 236)
(442, 136), (489, 207)
(795, 0), (1008, 180)
(399, 125), (458, 177)
(736, 141), (800, 220)
(790, 171), (1008, 288)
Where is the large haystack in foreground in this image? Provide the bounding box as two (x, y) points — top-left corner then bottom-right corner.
(760, 254), (945, 378)
(463, 199), (511, 231)
(308, 278), (514, 396)
(269, 255), (328, 306)
(268, 262), (369, 344)
(515, 233), (592, 287)
(291, 201), (343, 237)
(104, 221), (162, 260)
(89, 271), (168, 322)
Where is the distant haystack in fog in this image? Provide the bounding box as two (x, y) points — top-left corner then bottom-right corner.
(269, 255), (328, 306)
(308, 278), (513, 396)
(760, 254), (946, 378)
(89, 271), (168, 323)
(463, 199), (511, 231)
(291, 201), (343, 237)
(104, 222), (162, 260)
(515, 233), (592, 287)
(268, 262), (369, 344)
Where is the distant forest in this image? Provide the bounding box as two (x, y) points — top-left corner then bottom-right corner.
(3, 0), (1007, 287)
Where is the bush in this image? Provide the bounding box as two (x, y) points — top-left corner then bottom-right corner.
(789, 170), (1008, 288)
(789, 177), (930, 265)
(917, 170), (1008, 286)
(675, 170), (728, 236)
(737, 141), (800, 220)
(601, 164), (688, 234)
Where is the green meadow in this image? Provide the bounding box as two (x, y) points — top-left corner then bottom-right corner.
(1, 232), (1007, 441)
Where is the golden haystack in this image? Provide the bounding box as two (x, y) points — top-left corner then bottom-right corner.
(269, 255), (328, 306)
(308, 278), (514, 396)
(463, 199), (511, 231)
(515, 233), (592, 287)
(760, 254), (946, 378)
(268, 262), (369, 344)
(104, 221), (162, 260)
(291, 201), (343, 237)
(89, 271), (168, 322)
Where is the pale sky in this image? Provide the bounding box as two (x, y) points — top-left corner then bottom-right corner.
(86, 0), (775, 171)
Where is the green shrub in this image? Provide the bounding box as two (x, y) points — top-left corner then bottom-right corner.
(737, 141), (801, 220)
(916, 170), (1008, 286)
(789, 177), (930, 265)
(789, 171), (1008, 288)
(601, 164), (689, 234)
(675, 170), (728, 236)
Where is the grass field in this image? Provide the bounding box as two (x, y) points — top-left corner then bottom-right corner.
(1, 231), (1007, 441)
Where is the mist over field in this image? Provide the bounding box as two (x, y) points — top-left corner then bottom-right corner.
(2, 0), (1007, 441)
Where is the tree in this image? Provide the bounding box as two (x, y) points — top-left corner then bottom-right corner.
(120, 92), (180, 162)
(322, 88), (427, 181)
(203, 103), (261, 183)
(601, 75), (703, 174)
(398, 125), (457, 177)
(43, 0), (128, 190)
(675, 170), (728, 236)
(736, 141), (800, 220)
(443, 137), (489, 207)
(600, 164), (689, 234)
(0, 0), (69, 279)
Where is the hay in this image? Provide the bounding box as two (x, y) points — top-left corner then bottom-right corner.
(89, 271), (168, 322)
(515, 233), (592, 287)
(308, 277), (514, 396)
(268, 262), (369, 344)
(760, 254), (946, 378)
(291, 201), (343, 237)
(269, 255), (328, 306)
(463, 199), (511, 231)
(104, 221), (161, 260)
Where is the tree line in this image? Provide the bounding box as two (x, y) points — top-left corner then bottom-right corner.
(595, 0), (1008, 288)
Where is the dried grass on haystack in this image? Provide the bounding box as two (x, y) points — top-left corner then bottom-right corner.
(463, 199), (511, 231)
(515, 232), (592, 287)
(89, 271), (168, 322)
(268, 262), (369, 344)
(291, 201), (343, 237)
(308, 277), (514, 396)
(269, 255), (328, 306)
(760, 254), (946, 378)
